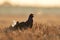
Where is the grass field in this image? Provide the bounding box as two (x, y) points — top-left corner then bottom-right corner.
(0, 14), (60, 40)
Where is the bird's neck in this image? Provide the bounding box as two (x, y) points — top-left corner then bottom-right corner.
(26, 17), (33, 24)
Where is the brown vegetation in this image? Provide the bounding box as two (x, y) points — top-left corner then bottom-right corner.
(0, 15), (60, 40)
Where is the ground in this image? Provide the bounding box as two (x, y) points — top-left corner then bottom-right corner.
(0, 14), (60, 40)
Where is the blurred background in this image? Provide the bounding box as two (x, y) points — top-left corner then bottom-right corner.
(0, 0), (60, 15)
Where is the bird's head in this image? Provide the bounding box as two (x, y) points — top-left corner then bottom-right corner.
(29, 13), (34, 18)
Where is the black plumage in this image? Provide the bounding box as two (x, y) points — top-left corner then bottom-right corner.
(13, 13), (34, 30)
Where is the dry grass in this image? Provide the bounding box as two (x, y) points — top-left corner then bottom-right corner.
(0, 15), (60, 40)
